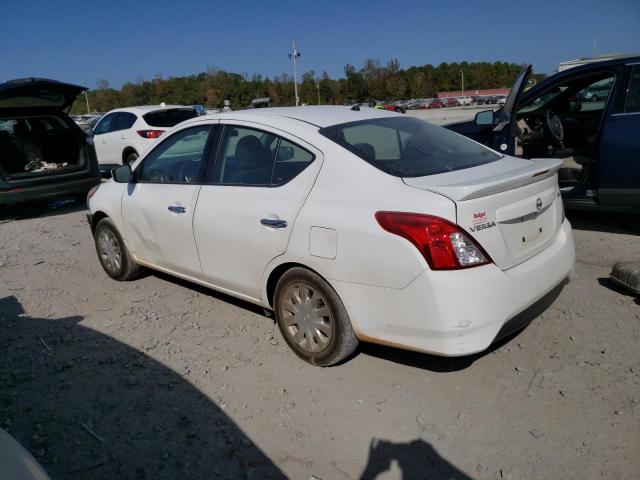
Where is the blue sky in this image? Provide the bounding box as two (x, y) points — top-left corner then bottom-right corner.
(1, 0), (639, 89)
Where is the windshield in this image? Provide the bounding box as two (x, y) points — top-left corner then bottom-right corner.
(319, 116), (500, 178)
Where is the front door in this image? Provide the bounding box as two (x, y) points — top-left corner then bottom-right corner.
(122, 124), (215, 275)
(193, 122), (321, 301)
(597, 63), (640, 208)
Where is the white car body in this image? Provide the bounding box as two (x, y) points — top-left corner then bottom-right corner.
(92, 105), (197, 167)
(457, 96), (472, 106)
(88, 106), (575, 358)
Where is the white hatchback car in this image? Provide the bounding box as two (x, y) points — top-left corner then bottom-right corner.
(92, 104), (198, 171)
(87, 106), (575, 366)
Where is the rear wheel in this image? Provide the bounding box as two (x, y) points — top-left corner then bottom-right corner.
(94, 218), (141, 280)
(274, 268), (358, 366)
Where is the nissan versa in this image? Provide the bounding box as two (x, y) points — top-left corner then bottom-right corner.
(87, 106), (575, 366)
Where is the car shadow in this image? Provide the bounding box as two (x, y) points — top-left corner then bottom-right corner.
(597, 277), (640, 304)
(0, 196), (87, 222)
(567, 211), (640, 235)
(360, 438), (473, 479)
(0, 295), (285, 479)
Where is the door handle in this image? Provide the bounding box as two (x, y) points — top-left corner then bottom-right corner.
(168, 205), (186, 214)
(261, 218), (288, 229)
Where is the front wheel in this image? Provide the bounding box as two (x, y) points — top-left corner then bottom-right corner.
(94, 218), (142, 280)
(274, 268), (358, 366)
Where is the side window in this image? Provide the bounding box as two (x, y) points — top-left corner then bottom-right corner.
(577, 76), (614, 109)
(624, 66), (640, 113)
(116, 112), (137, 130)
(93, 113), (115, 135)
(214, 126), (275, 185)
(272, 139), (314, 185)
(138, 126), (211, 184)
(213, 126), (314, 186)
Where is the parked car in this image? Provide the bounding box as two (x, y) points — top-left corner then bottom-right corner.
(0, 78), (100, 207)
(92, 104), (199, 173)
(423, 99), (444, 109)
(497, 96), (507, 106)
(88, 106), (575, 366)
(74, 113), (102, 135)
(442, 98), (459, 108)
(445, 54), (640, 212)
(457, 96), (472, 106)
(577, 78), (613, 102)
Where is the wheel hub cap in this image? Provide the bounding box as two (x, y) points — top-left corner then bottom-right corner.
(98, 230), (122, 272)
(281, 283), (333, 353)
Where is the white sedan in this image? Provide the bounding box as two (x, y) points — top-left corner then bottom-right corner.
(87, 106), (575, 366)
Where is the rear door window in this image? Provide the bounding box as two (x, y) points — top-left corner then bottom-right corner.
(143, 109), (198, 127)
(93, 113), (116, 135)
(116, 112), (137, 130)
(624, 65), (640, 113)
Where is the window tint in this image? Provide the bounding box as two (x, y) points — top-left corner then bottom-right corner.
(624, 66), (640, 113)
(138, 126), (211, 183)
(272, 139), (315, 185)
(93, 113), (115, 135)
(143, 108), (198, 127)
(115, 112), (137, 130)
(320, 117), (500, 178)
(214, 126), (314, 186)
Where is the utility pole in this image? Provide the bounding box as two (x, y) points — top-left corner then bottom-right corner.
(288, 41), (301, 106)
(461, 70), (464, 96)
(316, 82), (321, 105)
(84, 91), (90, 114)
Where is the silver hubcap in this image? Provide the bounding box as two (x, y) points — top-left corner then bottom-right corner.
(281, 283), (333, 353)
(98, 229), (122, 273)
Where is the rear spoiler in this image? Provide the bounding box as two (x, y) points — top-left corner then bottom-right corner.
(403, 158), (563, 201)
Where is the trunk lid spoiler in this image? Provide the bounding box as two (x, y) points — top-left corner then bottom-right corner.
(403, 156), (562, 201)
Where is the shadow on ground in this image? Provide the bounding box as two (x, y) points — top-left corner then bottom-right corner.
(0, 295), (284, 480)
(360, 438), (473, 479)
(0, 197), (87, 222)
(567, 211), (640, 235)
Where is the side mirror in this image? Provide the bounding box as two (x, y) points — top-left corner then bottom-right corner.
(112, 164), (132, 183)
(474, 110), (494, 126)
(276, 146), (294, 161)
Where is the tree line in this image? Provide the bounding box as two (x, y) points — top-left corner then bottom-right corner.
(70, 60), (546, 114)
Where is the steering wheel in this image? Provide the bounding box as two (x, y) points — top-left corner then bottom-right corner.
(545, 110), (564, 142)
(148, 168), (171, 183)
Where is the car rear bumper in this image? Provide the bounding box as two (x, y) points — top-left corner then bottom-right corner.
(334, 219), (575, 356)
(0, 176), (99, 206)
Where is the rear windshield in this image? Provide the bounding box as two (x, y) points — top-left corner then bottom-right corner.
(143, 108), (198, 127)
(319, 116), (500, 177)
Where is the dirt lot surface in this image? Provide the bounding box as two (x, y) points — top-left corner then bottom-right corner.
(1, 201), (639, 480)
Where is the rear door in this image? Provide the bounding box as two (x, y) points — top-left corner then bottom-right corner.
(597, 63), (640, 208)
(122, 123), (215, 276)
(193, 122), (321, 300)
(446, 65), (531, 155)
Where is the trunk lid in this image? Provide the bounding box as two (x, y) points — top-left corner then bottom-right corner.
(0, 78), (87, 111)
(403, 156), (564, 270)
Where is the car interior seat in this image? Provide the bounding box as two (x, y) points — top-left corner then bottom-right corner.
(228, 135), (272, 184)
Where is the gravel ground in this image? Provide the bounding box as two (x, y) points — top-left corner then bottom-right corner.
(1, 201), (639, 480)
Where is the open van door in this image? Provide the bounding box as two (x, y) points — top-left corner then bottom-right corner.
(445, 65), (532, 156)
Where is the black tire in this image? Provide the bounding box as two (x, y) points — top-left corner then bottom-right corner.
(94, 217), (142, 281)
(125, 151), (138, 165)
(273, 267), (359, 366)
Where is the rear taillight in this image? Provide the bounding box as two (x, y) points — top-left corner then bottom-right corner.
(137, 130), (165, 139)
(375, 212), (492, 270)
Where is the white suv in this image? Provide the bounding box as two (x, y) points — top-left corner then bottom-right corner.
(92, 105), (198, 170)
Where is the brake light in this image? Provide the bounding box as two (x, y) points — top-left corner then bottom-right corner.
(375, 212), (492, 270)
(137, 130), (165, 139)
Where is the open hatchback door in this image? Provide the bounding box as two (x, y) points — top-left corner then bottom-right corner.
(0, 78), (87, 111)
(445, 65), (531, 156)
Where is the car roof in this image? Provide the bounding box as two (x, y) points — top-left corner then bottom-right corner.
(204, 105), (400, 128)
(108, 105), (194, 114)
